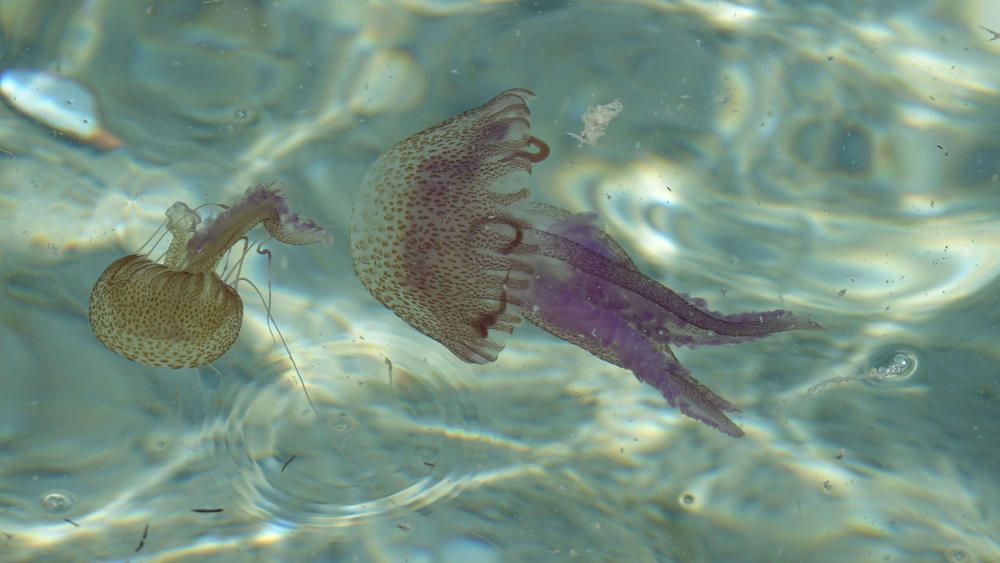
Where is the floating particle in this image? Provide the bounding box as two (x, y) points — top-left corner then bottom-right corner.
(134, 523), (149, 553)
(568, 99), (623, 147)
(0, 69), (122, 149)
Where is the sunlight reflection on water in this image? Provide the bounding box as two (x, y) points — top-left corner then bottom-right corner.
(1, 0), (998, 561)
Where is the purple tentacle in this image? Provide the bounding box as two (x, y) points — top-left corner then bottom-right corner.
(532, 227), (821, 337)
(522, 264), (744, 437)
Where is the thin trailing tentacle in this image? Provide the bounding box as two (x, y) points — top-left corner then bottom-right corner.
(135, 217), (170, 257)
(236, 274), (317, 415)
(220, 237), (251, 286)
(257, 245), (276, 344)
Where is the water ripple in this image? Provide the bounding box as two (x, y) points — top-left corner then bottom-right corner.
(202, 337), (495, 528)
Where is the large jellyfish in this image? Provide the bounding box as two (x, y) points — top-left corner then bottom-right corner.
(350, 89), (820, 437)
(89, 183), (330, 369)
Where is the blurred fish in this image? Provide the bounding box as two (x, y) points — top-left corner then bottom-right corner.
(0, 69), (122, 149)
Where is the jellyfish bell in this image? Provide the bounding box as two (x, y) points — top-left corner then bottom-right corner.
(89, 183), (331, 403)
(351, 88), (548, 365)
(350, 88), (821, 437)
(88, 252), (244, 368)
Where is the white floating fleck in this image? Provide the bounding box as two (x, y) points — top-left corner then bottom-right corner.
(0, 69), (122, 149)
(568, 99), (623, 147)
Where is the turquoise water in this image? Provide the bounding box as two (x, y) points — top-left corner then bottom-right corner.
(1, 1), (999, 561)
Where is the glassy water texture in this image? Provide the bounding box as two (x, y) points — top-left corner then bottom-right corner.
(1, 1), (998, 561)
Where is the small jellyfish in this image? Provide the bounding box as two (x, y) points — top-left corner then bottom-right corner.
(89, 184), (330, 396)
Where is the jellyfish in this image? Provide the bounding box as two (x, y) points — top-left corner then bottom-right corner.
(350, 88), (821, 437)
(89, 183), (330, 401)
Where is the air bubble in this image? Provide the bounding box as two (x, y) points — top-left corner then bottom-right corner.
(39, 489), (76, 513)
(141, 431), (174, 459)
(947, 548), (970, 562)
(333, 415), (352, 432)
(867, 347), (918, 383)
(677, 487), (706, 513)
(806, 346), (921, 395)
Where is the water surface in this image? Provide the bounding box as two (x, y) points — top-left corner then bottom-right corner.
(1, 1), (998, 561)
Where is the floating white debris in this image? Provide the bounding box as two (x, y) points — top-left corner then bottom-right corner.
(568, 99), (623, 147)
(0, 69), (122, 149)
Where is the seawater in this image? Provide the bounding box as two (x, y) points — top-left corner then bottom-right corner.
(0, 1), (998, 561)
